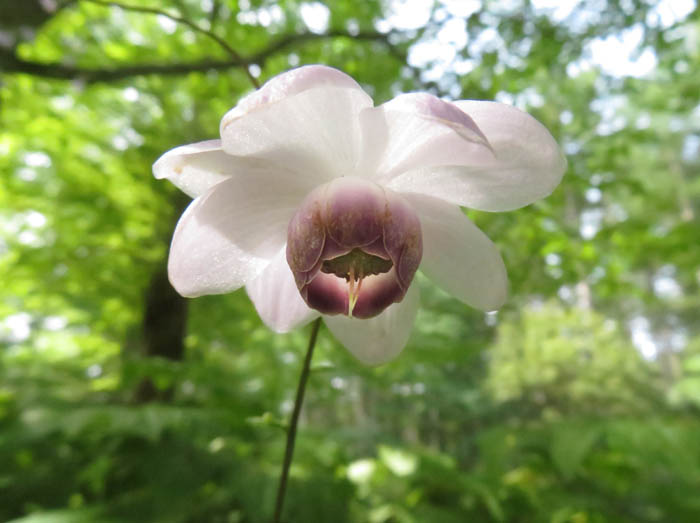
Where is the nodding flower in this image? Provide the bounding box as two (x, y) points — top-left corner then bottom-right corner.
(154, 65), (566, 365)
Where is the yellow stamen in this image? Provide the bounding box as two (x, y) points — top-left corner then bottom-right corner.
(347, 266), (366, 317)
(348, 266), (359, 316)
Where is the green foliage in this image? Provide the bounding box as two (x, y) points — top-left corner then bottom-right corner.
(2, 0), (700, 522)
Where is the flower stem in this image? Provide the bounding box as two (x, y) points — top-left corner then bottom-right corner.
(272, 317), (322, 523)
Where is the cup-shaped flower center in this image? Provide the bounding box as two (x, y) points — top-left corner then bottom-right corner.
(286, 177), (422, 319)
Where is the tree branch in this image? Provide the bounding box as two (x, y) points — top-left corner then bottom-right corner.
(0, 31), (392, 84)
(83, 0), (260, 87)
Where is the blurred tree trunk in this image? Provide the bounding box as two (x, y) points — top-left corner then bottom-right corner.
(142, 261), (188, 362)
(134, 193), (190, 402)
(0, 0), (73, 47)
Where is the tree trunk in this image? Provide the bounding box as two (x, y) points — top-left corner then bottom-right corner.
(134, 193), (190, 402)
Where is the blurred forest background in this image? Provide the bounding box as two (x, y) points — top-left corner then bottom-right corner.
(1, 0), (700, 521)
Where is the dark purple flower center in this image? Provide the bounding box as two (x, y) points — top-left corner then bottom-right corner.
(286, 177), (422, 319)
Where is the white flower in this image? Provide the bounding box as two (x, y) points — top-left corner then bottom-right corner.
(153, 65), (566, 365)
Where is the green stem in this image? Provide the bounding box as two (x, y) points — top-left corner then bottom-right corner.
(272, 317), (322, 523)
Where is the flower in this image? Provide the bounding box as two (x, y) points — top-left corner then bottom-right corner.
(153, 65), (566, 365)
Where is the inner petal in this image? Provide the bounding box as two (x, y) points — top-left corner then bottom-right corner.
(321, 248), (394, 316)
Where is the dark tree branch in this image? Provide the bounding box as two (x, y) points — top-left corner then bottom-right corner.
(83, 0), (261, 87)
(0, 31), (392, 84)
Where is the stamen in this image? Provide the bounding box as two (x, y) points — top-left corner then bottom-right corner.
(348, 265), (358, 316)
(347, 266), (365, 317)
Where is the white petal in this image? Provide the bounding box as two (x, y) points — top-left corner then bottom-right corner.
(404, 193), (507, 311)
(224, 65), (366, 120)
(168, 165), (317, 297)
(385, 101), (567, 211)
(324, 284), (419, 366)
(246, 247), (319, 333)
(359, 93), (493, 181)
(220, 74), (373, 179)
(153, 140), (236, 198)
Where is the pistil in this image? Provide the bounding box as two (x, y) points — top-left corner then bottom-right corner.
(347, 265), (365, 317)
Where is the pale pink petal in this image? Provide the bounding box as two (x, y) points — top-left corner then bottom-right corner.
(324, 283), (419, 365)
(223, 65), (366, 120)
(168, 165), (317, 297)
(246, 248), (320, 333)
(220, 68), (373, 179)
(403, 194), (507, 311)
(152, 140), (231, 198)
(358, 93), (493, 181)
(385, 101), (567, 211)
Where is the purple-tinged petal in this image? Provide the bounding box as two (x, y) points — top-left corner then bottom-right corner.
(324, 177), (385, 248)
(403, 193), (507, 311)
(387, 101), (567, 211)
(286, 184), (327, 274)
(351, 268), (407, 319)
(382, 189), (422, 289)
(152, 140), (231, 198)
(168, 164), (316, 297)
(324, 283), (420, 366)
(303, 272), (349, 316)
(246, 248), (320, 333)
(358, 93), (493, 182)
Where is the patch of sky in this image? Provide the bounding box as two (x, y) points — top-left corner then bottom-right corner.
(23, 151), (52, 168)
(557, 284), (574, 303)
(384, 0), (433, 30)
(43, 316), (68, 331)
(51, 95), (74, 111)
(236, 3), (284, 27)
(330, 376), (347, 390)
(579, 208), (604, 240)
(442, 0), (481, 18)
(647, 0), (696, 29)
(123, 87), (139, 102)
(635, 112), (651, 130)
(346, 19), (360, 36)
(560, 110), (573, 125)
(590, 94), (629, 136)
(86, 364), (103, 378)
(653, 265), (683, 300)
(156, 15), (178, 34)
(562, 139), (582, 155)
(248, 64), (261, 78)
(1, 313), (32, 343)
(485, 310), (498, 326)
(629, 316), (657, 359)
(381, 0), (664, 91)
(682, 135), (699, 162)
(126, 30), (146, 45)
(568, 24), (658, 78)
(545, 253), (562, 266)
(585, 187), (602, 204)
(301, 3), (330, 34)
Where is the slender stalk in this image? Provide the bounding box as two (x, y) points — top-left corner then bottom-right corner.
(272, 317), (322, 523)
